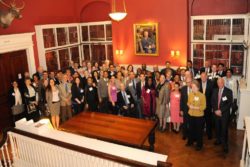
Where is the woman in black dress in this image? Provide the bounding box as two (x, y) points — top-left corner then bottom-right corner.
(71, 77), (85, 115)
(23, 78), (40, 121)
(85, 77), (99, 112)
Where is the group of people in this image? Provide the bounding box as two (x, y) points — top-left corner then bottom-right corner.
(9, 59), (239, 153)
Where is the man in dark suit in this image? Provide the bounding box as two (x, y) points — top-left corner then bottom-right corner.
(200, 60), (211, 74)
(126, 72), (139, 117)
(160, 61), (176, 76)
(211, 78), (233, 153)
(108, 64), (117, 78)
(97, 71), (109, 113)
(199, 72), (214, 139)
(70, 62), (80, 75)
(141, 63), (150, 75)
(217, 63), (226, 77)
(180, 77), (193, 140)
(186, 60), (198, 78)
(136, 73), (146, 118)
(117, 83), (135, 117)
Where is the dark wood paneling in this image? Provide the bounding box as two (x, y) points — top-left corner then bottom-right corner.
(0, 50), (28, 130)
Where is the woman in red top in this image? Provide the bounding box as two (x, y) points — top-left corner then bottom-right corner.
(142, 77), (156, 119)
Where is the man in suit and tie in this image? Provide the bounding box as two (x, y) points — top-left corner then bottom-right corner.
(180, 77), (193, 140)
(207, 64), (221, 90)
(136, 73), (146, 118)
(211, 78), (233, 153)
(58, 74), (72, 123)
(200, 60), (212, 74)
(98, 71), (109, 113)
(186, 60), (198, 78)
(126, 71), (139, 118)
(217, 63), (226, 77)
(199, 72), (214, 139)
(108, 64), (117, 78)
(117, 83), (135, 117)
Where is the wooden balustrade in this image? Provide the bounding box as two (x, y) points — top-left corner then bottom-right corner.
(0, 127), (172, 167)
(0, 128), (13, 167)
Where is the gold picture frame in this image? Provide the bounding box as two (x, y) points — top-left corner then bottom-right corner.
(134, 23), (159, 56)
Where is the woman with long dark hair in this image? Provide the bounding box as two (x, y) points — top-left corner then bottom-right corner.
(23, 78), (40, 121)
(46, 79), (61, 129)
(71, 77), (84, 115)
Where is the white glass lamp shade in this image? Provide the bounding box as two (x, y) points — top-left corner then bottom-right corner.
(109, 12), (127, 21)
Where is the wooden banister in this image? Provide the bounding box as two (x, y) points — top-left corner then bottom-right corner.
(10, 128), (170, 167)
(0, 127), (12, 148)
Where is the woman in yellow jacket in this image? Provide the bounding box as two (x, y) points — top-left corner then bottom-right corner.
(186, 80), (206, 151)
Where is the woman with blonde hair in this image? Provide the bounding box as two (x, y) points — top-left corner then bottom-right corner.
(186, 80), (206, 151)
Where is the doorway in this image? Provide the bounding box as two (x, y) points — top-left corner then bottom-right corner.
(0, 50), (28, 130)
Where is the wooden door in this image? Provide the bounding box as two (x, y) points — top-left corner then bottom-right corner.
(0, 50), (28, 130)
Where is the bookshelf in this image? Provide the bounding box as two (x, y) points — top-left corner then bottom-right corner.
(35, 21), (113, 71)
(191, 15), (248, 75)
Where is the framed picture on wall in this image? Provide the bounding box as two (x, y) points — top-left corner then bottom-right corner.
(134, 23), (159, 56)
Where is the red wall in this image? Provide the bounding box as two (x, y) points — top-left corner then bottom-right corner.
(1, 0), (249, 69)
(0, 0), (77, 67)
(190, 0), (248, 15)
(79, 1), (110, 22)
(76, 0), (188, 67)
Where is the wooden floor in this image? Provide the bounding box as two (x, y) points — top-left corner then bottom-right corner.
(154, 127), (243, 167)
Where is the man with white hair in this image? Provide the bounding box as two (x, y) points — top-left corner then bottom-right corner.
(211, 78), (233, 153)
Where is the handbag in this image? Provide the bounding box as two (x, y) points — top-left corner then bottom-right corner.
(27, 102), (37, 114)
(11, 104), (25, 115)
(44, 104), (51, 117)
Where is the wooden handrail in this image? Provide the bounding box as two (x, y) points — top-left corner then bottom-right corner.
(0, 127), (12, 148)
(10, 128), (172, 167)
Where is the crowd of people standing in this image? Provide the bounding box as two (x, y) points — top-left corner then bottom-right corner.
(9, 59), (239, 153)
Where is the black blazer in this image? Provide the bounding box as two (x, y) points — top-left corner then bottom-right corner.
(136, 81), (144, 99)
(23, 85), (37, 103)
(200, 67), (212, 74)
(8, 88), (23, 107)
(180, 86), (189, 114)
(117, 90), (135, 108)
(71, 83), (84, 103)
(211, 87), (233, 118)
(187, 67), (198, 77)
(199, 80), (213, 109)
(217, 71), (226, 77)
(108, 71), (117, 78)
(85, 85), (99, 106)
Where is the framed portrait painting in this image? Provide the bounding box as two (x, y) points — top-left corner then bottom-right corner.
(134, 23), (159, 56)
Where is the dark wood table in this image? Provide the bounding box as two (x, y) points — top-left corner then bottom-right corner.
(60, 112), (157, 150)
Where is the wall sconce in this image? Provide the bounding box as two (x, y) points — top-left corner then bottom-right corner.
(170, 50), (180, 57)
(116, 49), (124, 55)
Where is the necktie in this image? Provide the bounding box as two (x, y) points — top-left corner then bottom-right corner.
(133, 80), (136, 90)
(218, 89), (222, 109)
(202, 82), (206, 94)
(65, 83), (68, 93)
(123, 92), (128, 105)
